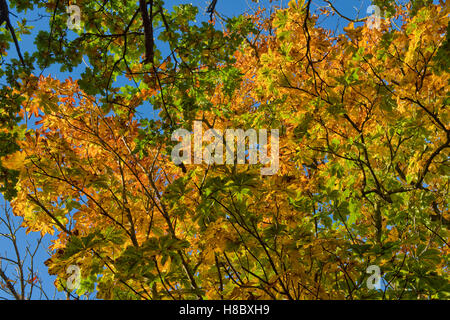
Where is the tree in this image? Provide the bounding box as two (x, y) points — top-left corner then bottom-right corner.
(0, 204), (47, 299)
(0, 0), (448, 299)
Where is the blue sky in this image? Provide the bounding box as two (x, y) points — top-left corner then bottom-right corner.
(0, 0), (389, 299)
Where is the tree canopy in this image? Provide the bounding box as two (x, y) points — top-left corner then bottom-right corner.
(0, 0), (448, 300)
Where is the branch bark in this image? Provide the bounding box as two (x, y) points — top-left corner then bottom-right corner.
(139, 0), (154, 64)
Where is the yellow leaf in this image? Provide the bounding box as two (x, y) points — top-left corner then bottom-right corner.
(1, 151), (27, 170)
